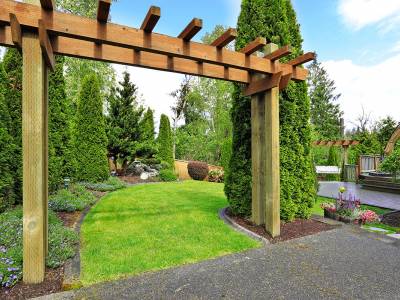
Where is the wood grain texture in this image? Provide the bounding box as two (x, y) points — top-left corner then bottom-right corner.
(38, 19), (55, 71)
(97, 0), (111, 23)
(210, 28), (237, 48)
(140, 6), (160, 32)
(9, 13), (21, 49)
(0, 0), (309, 80)
(279, 73), (292, 90)
(22, 0), (48, 283)
(178, 18), (202, 41)
(240, 37), (266, 55)
(244, 72), (281, 96)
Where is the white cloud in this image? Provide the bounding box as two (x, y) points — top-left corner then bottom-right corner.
(338, 0), (400, 31)
(112, 64), (183, 127)
(322, 53), (400, 128)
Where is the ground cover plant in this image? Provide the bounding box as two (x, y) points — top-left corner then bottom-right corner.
(0, 208), (78, 288)
(80, 181), (260, 285)
(49, 184), (97, 212)
(80, 176), (127, 192)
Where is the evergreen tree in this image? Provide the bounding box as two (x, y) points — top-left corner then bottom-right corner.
(137, 108), (157, 158)
(72, 74), (109, 182)
(48, 56), (72, 191)
(326, 147), (339, 181)
(307, 58), (343, 139)
(2, 48), (23, 203)
(157, 114), (174, 168)
(106, 72), (143, 171)
(225, 0), (316, 220)
(375, 116), (398, 155)
(0, 63), (15, 211)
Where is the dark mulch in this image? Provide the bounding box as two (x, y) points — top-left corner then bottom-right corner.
(57, 211), (82, 228)
(228, 211), (337, 244)
(119, 175), (160, 185)
(0, 267), (63, 300)
(381, 211), (400, 228)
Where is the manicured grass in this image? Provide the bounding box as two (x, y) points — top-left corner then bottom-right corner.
(80, 181), (260, 285)
(312, 197), (392, 216)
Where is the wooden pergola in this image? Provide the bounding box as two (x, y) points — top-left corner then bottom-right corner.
(313, 140), (360, 164)
(0, 0), (314, 283)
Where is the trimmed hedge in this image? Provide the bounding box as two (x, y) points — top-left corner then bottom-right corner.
(188, 161), (208, 181)
(159, 169), (178, 182)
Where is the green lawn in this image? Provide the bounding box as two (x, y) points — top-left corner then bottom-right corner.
(312, 197), (392, 216)
(80, 181), (260, 285)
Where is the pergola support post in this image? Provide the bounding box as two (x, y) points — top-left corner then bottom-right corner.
(250, 43), (280, 237)
(22, 0), (49, 284)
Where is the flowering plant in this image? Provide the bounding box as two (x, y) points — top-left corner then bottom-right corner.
(359, 210), (379, 224)
(320, 202), (336, 212)
(0, 248), (21, 288)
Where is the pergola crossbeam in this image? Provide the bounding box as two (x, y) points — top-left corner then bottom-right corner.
(264, 45), (292, 61)
(288, 52), (315, 66)
(211, 28), (237, 48)
(244, 72), (282, 96)
(9, 13), (21, 49)
(97, 0), (111, 23)
(240, 37), (266, 55)
(178, 18), (202, 41)
(140, 6), (160, 33)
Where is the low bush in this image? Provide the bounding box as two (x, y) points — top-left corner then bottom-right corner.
(49, 184), (96, 212)
(80, 177), (127, 192)
(0, 208), (78, 288)
(187, 161), (208, 181)
(140, 157), (161, 166)
(208, 169), (224, 183)
(159, 169), (177, 182)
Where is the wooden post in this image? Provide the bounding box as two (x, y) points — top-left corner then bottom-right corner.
(22, 0), (48, 284)
(251, 43), (280, 237)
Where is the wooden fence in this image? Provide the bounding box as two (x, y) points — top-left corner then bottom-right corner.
(358, 155), (381, 174)
(174, 160), (223, 181)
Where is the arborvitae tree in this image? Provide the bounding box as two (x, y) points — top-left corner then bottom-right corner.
(106, 72), (143, 171)
(48, 56), (72, 191)
(0, 63), (15, 211)
(137, 108), (157, 158)
(225, 0), (316, 220)
(157, 114), (174, 168)
(72, 74), (109, 182)
(307, 58), (343, 139)
(2, 48), (23, 203)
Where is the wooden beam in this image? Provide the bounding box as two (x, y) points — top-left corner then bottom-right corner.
(0, 0), (309, 80)
(210, 28), (237, 48)
(240, 37), (266, 55)
(244, 72), (282, 96)
(279, 73), (292, 90)
(140, 6), (160, 33)
(288, 52), (315, 66)
(178, 18), (202, 41)
(39, 0), (54, 10)
(9, 13), (21, 49)
(97, 0), (111, 23)
(264, 45), (292, 61)
(38, 19), (55, 71)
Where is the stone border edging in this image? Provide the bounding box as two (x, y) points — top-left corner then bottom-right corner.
(219, 207), (269, 246)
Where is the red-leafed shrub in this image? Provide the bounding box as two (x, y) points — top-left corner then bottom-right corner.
(187, 161), (208, 181)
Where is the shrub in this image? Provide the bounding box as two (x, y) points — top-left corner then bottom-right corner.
(188, 161), (208, 181)
(208, 169), (224, 183)
(380, 148), (400, 179)
(0, 208), (78, 288)
(49, 185), (96, 212)
(157, 114), (174, 167)
(141, 158), (161, 166)
(159, 169), (177, 182)
(80, 177), (127, 192)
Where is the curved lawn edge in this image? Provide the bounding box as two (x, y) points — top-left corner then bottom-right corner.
(79, 181), (261, 285)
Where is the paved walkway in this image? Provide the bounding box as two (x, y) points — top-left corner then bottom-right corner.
(37, 226), (400, 300)
(318, 181), (400, 210)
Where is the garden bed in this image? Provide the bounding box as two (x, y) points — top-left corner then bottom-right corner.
(381, 211), (400, 228)
(227, 210), (337, 244)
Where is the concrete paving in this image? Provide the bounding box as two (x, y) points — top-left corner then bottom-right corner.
(318, 181), (400, 210)
(37, 226), (400, 300)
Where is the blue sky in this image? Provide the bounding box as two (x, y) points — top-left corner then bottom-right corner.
(110, 0), (400, 126)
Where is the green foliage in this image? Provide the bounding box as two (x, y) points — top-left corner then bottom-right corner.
(49, 184), (97, 212)
(0, 208), (78, 288)
(80, 176), (127, 192)
(380, 148), (400, 178)
(208, 169), (224, 183)
(375, 116), (398, 154)
(137, 108), (157, 158)
(159, 169), (177, 182)
(225, 0), (316, 220)
(157, 114), (174, 167)
(349, 130), (381, 164)
(72, 74), (109, 182)
(326, 147), (340, 181)
(106, 72), (144, 170)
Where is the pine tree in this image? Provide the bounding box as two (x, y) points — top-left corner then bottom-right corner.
(72, 74), (109, 182)
(106, 71), (143, 171)
(307, 58), (343, 139)
(48, 56), (72, 191)
(225, 0), (316, 220)
(2, 48), (23, 203)
(157, 114), (174, 168)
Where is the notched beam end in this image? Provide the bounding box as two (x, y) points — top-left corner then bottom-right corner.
(240, 37), (267, 55)
(9, 13), (22, 50)
(97, 0), (111, 23)
(178, 18), (203, 41)
(264, 45), (292, 61)
(279, 73), (292, 90)
(40, 0), (55, 10)
(210, 28), (237, 48)
(141, 6), (161, 32)
(38, 19), (55, 71)
(288, 52), (315, 66)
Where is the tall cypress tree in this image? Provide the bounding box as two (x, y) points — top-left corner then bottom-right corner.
(48, 56), (72, 191)
(2, 48), (23, 203)
(137, 108), (157, 159)
(72, 74), (109, 182)
(225, 0), (316, 220)
(157, 114), (174, 168)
